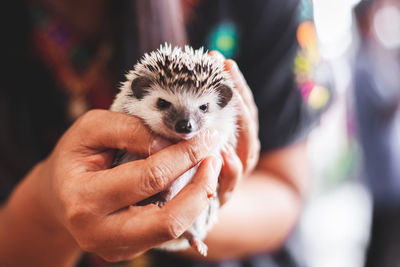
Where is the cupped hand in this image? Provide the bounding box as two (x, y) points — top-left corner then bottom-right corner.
(33, 109), (222, 262)
(210, 51), (261, 206)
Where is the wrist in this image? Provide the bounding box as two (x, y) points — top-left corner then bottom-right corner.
(0, 161), (83, 267)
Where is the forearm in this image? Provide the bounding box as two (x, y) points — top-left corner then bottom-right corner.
(177, 170), (302, 261)
(208, 170), (303, 260)
(0, 162), (82, 267)
(214, 169), (302, 254)
(177, 142), (309, 261)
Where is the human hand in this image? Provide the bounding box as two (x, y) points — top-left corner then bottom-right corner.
(210, 51), (261, 205)
(25, 110), (222, 262)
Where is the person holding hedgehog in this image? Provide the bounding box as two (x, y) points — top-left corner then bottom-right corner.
(0, 0), (315, 266)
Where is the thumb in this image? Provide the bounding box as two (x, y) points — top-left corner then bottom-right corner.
(72, 110), (170, 156)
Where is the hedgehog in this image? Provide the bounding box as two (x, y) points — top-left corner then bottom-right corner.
(110, 44), (238, 256)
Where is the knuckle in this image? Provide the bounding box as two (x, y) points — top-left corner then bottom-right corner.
(65, 203), (91, 228)
(81, 109), (101, 123)
(162, 213), (187, 240)
(71, 225), (100, 252)
(63, 190), (98, 229)
(60, 188), (105, 254)
(73, 228), (106, 254)
(186, 143), (203, 164)
(76, 110), (102, 132)
(144, 163), (169, 193)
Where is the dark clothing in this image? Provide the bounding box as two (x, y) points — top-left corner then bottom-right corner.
(353, 38), (400, 267)
(1, 0), (314, 266)
(354, 40), (400, 206)
(364, 203), (400, 267)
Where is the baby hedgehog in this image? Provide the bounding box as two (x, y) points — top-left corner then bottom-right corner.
(110, 44), (238, 256)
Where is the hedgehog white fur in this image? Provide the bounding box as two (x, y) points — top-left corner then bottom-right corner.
(111, 44), (238, 256)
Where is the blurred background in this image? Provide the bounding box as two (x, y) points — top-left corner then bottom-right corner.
(298, 0), (400, 267)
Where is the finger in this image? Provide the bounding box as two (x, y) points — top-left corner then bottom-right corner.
(209, 53), (257, 120)
(235, 95), (260, 175)
(224, 59), (253, 103)
(87, 129), (219, 213)
(214, 56), (260, 175)
(212, 55), (258, 123)
(218, 144), (243, 206)
(157, 156), (221, 241)
(91, 157), (222, 254)
(235, 90), (259, 134)
(209, 50), (225, 62)
(224, 60), (258, 119)
(73, 109), (170, 156)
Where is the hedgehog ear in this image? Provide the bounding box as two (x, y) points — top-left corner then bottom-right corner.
(131, 77), (152, 100)
(216, 84), (233, 108)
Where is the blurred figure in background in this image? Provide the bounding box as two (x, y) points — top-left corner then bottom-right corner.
(353, 1), (400, 266)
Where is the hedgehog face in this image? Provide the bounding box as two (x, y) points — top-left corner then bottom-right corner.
(128, 81), (232, 141)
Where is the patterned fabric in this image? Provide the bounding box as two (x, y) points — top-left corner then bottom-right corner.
(294, 20), (331, 111)
(29, 3), (116, 121)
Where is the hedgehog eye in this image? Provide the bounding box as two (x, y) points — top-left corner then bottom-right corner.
(157, 98), (171, 110)
(199, 103), (209, 113)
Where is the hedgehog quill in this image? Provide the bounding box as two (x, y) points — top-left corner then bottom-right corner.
(111, 44), (238, 256)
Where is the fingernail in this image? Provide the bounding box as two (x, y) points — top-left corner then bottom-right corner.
(151, 137), (171, 153)
(225, 59), (238, 72)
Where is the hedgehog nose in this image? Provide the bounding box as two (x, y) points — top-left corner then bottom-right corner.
(175, 120), (192, 133)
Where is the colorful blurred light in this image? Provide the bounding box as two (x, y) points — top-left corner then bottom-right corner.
(208, 22), (238, 58)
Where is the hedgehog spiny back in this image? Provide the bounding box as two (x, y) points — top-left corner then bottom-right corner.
(132, 44), (230, 95)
